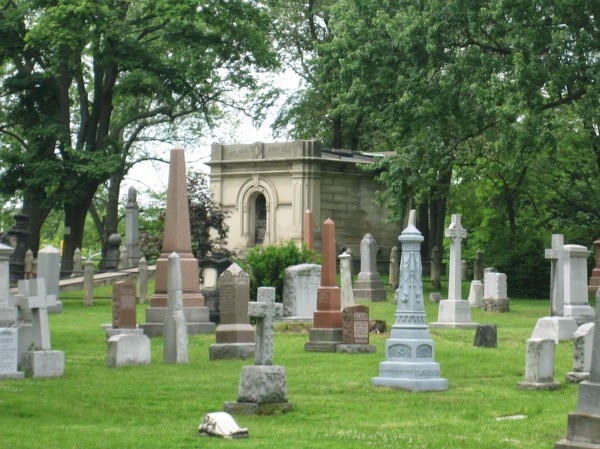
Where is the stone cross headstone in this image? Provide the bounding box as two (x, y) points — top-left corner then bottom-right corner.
(303, 209), (314, 250)
(305, 218), (343, 352)
(563, 244), (594, 324)
(554, 301), (600, 448)
(248, 287), (283, 365)
(83, 258), (94, 306)
(124, 186), (142, 268)
(224, 286), (291, 415)
(37, 245), (62, 313)
(518, 338), (560, 390)
(163, 252), (189, 364)
(210, 263), (255, 360)
(112, 281), (137, 329)
(388, 246), (399, 290)
(431, 214), (477, 328)
(339, 250), (354, 309)
(371, 210), (448, 391)
(545, 234), (567, 316)
(17, 278), (56, 350)
(353, 233), (386, 301)
(446, 214), (466, 301)
(137, 257), (148, 304)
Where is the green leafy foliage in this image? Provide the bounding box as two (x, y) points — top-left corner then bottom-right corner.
(239, 240), (319, 302)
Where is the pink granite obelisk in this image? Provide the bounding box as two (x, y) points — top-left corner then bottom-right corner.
(141, 146), (215, 337)
(305, 218), (343, 352)
(303, 209), (314, 250)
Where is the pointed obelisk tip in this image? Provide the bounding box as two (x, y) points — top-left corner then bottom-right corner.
(171, 144), (184, 151)
(408, 209), (416, 226)
(306, 209), (312, 214)
(324, 217), (334, 225)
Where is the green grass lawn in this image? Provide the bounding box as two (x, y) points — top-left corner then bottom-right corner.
(0, 279), (589, 449)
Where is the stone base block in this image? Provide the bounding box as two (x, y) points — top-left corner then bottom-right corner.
(531, 317), (578, 343)
(577, 381), (600, 414)
(555, 412), (600, 448)
(209, 343), (255, 360)
(481, 297), (510, 312)
(566, 372), (589, 383)
(48, 301), (63, 314)
(145, 306), (209, 324)
(431, 299), (477, 328)
(107, 333), (151, 368)
(22, 350), (64, 378)
(0, 307), (18, 322)
(353, 279), (387, 302)
(336, 343), (376, 354)
(140, 320), (216, 338)
(372, 360), (449, 391)
(0, 371), (24, 380)
(517, 381), (560, 391)
(224, 401), (293, 416)
(236, 365), (288, 403)
(564, 305), (595, 325)
(305, 328), (342, 352)
(215, 324), (255, 344)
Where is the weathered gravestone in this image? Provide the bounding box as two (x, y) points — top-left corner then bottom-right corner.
(305, 218), (343, 352)
(431, 214), (478, 329)
(0, 328), (24, 379)
(198, 412), (248, 439)
(339, 249), (354, 309)
(473, 324), (497, 348)
(517, 338), (559, 390)
(16, 278), (64, 378)
(566, 322), (594, 383)
(104, 281), (142, 340)
(107, 333), (151, 368)
(336, 304), (375, 353)
(209, 263), (255, 360)
(353, 233), (386, 302)
(474, 249), (484, 281)
(163, 252), (189, 364)
(201, 266), (219, 324)
(555, 301), (600, 449)
(104, 233), (122, 270)
(124, 186), (142, 268)
(37, 245), (63, 314)
(468, 280), (484, 308)
(138, 256), (148, 304)
(83, 258), (94, 306)
(371, 211), (448, 391)
(481, 272), (510, 312)
(563, 244), (594, 324)
(282, 263), (320, 320)
(0, 243), (17, 322)
(224, 287), (291, 415)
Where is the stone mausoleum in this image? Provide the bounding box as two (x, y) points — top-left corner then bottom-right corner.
(207, 140), (400, 266)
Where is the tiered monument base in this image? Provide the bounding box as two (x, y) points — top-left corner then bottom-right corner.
(430, 300), (478, 329)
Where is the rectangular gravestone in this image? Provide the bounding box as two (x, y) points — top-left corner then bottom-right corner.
(0, 328), (23, 379)
(112, 281), (137, 329)
(283, 264), (321, 319)
(342, 305), (370, 345)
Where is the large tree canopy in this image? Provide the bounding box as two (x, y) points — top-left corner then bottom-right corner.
(0, 0), (278, 270)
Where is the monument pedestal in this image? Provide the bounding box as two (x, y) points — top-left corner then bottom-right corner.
(372, 360), (448, 391)
(224, 365), (292, 415)
(305, 328), (343, 352)
(141, 305), (215, 338)
(210, 324), (255, 360)
(565, 305), (595, 326)
(353, 276), (387, 302)
(430, 300), (478, 329)
(555, 413), (600, 449)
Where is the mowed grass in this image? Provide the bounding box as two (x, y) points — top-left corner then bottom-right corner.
(0, 278), (588, 449)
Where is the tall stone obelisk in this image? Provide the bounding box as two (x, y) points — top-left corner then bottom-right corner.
(141, 146), (215, 337)
(371, 211), (448, 391)
(304, 218), (343, 352)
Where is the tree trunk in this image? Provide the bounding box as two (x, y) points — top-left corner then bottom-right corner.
(100, 172), (124, 268)
(61, 184), (98, 274)
(21, 189), (52, 256)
